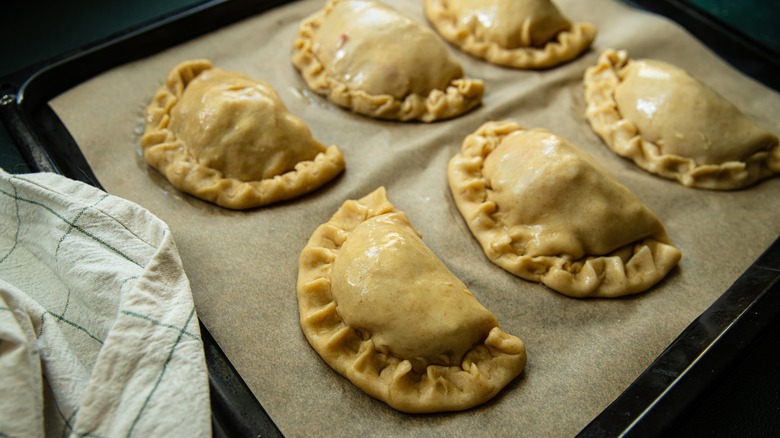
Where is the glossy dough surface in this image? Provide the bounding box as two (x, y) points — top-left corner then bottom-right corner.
(292, 0), (483, 121)
(141, 60), (345, 209)
(584, 49), (780, 189)
(297, 187), (526, 413)
(424, 0), (596, 68)
(448, 121), (681, 298)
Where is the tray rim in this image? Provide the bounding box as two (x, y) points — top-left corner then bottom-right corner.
(1, 0), (779, 436)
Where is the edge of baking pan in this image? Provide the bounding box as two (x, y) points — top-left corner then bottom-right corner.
(623, 0), (780, 92)
(578, 239), (780, 437)
(0, 1), (295, 436)
(1, 0), (779, 436)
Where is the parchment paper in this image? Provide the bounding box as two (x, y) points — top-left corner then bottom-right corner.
(49, 0), (780, 436)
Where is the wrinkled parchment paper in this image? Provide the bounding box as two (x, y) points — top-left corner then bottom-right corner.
(50, 0), (780, 436)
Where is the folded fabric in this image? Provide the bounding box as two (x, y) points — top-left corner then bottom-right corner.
(0, 169), (210, 437)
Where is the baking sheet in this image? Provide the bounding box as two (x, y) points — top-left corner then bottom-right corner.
(48, 0), (780, 436)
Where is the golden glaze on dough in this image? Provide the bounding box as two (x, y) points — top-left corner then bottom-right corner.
(448, 121), (681, 298)
(425, 0), (596, 69)
(292, 0), (483, 122)
(141, 60), (345, 209)
(584, 49), (780, 189)
(297, 187), (526, 413)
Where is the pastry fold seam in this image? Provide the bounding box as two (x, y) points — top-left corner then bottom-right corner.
(584, 49), (780, 190)
(297, 187), (526, 413)
(292, 0), (484, 122)
(141, 59), (345, 209)
(448, 121), (681, 298)
(424, 0), (597, 69)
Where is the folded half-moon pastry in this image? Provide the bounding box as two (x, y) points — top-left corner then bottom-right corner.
(141, 59), (345, 209)
(584, 49), (780, 190)
(297, 187), (526, 413)
(292, 0), (484, 122)
(448, 121), (681, 298)
(424, 0), (596, 69)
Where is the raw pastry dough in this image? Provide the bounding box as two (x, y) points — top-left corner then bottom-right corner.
(424, 0), (596, 69)
(292, 0), (484, 122)
(584, 49), (780, 190)
(297, 187), (526, 413)
(141, 59), (345, 209)
(448, 121), (681, 298)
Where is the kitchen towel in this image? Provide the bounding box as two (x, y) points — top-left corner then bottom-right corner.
(0, 169), (210, 437)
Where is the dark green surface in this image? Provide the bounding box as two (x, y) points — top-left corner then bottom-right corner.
(672, 315), (780, 437)
(1, 0), (205, 173)
(2, 0), (205, 78)
(687, 0), (780, 55)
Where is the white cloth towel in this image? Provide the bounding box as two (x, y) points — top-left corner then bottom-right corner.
(0, 169), (211, 437)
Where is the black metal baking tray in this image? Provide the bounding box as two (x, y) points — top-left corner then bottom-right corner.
(1, 0), (779, 436)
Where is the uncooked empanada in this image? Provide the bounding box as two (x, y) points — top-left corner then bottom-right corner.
(425, 0), (596, 69)
(584, 49), (780, 190)
(448, 121), (681, 298)
(292, 0), (483, 122)
(297, 187), (526, 413)
(141, 59), (345, 209)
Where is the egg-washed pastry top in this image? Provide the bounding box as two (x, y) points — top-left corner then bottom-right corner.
(141, 59), (345, 209)
(424, 0), (596, 69)
(448, 121), (681, 298)
(297, 187), (526, 413)
(292, 0), (484, 122)
(584, 49), (780, 190)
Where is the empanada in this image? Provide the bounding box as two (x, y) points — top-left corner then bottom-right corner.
(424, 0), (596, 69)
(297, 187), (526, 413)
(292, 0), (484, 122)
(584, 49), (780, 190)
(448, 121), (681, 298)
(141, 59), (345, 209)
